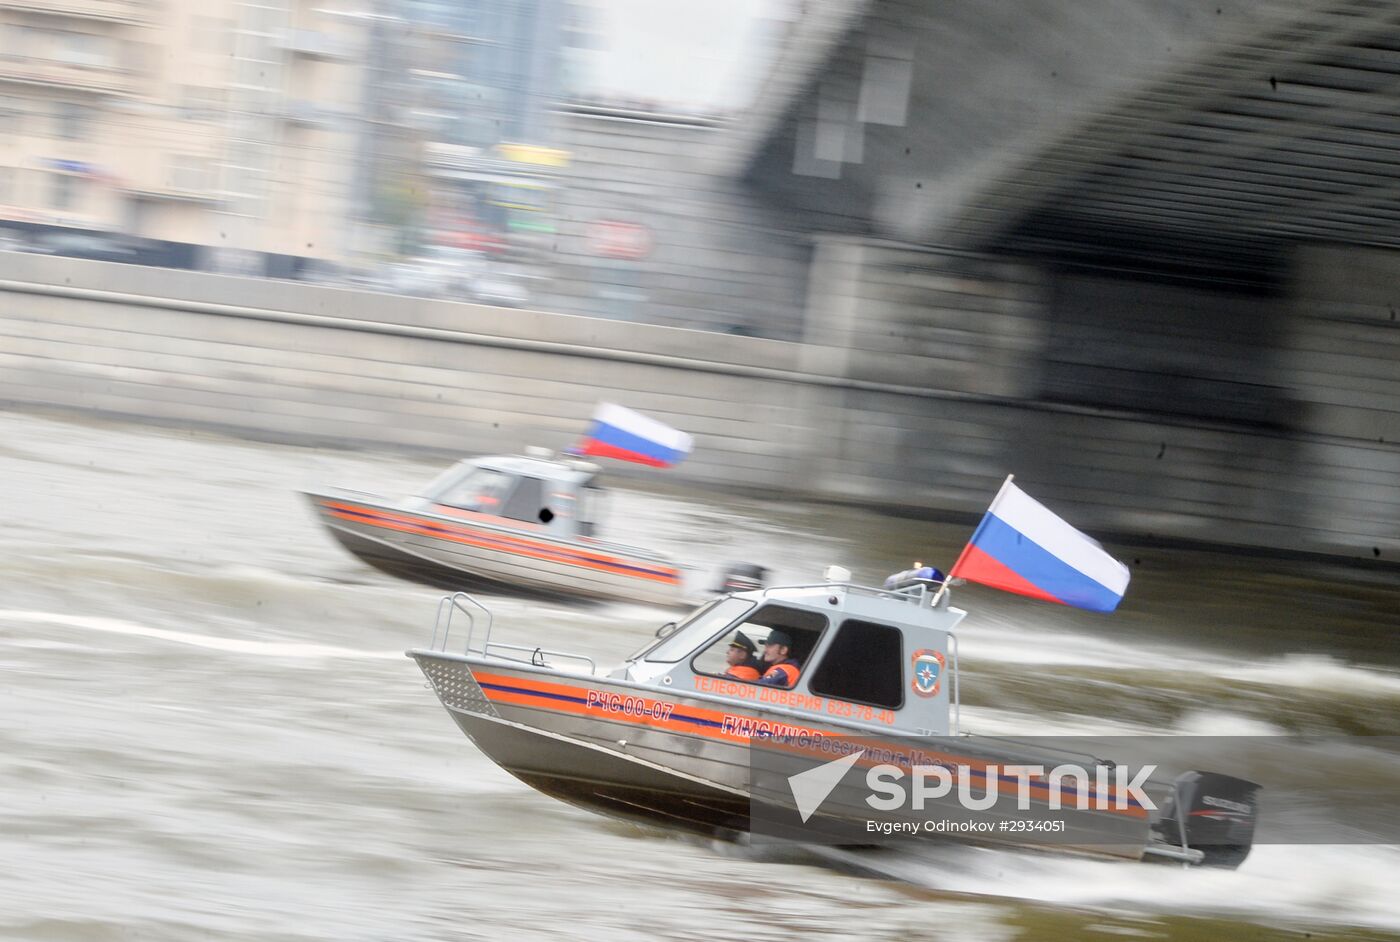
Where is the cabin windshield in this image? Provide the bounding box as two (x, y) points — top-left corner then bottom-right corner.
(420, 461), (477, 500)
(431, 466), (518, 513)
(637, 597), (755, 663)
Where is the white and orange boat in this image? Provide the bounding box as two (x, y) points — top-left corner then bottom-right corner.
(408, 572), (1261, 867)
(304, 449), (688, 606)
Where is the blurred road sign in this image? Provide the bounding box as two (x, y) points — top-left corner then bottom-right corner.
(498, 143), (570, 168)
(586, 220), (653, 260)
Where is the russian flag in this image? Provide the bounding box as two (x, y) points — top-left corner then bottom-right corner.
(576, 402), (693, 468)
(949, 477), (1130, 613)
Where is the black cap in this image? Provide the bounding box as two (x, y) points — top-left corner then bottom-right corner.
(764, 630), (793, 649)
(727, 632), (757, 654)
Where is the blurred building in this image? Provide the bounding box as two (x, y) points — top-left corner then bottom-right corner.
(539, 105), (812, 337)
(0, 0), (361, 274)
(405, 0), (566, 261)
(0, 0), (787, 297)
(519, 0), (816, 336)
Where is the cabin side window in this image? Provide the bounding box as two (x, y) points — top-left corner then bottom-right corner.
(807, 619), (905, 710)
(576, 484), (603, 537)
(690, 604), (829, 687)
(500, 476), (548, 524)
(433, 467), (517, 514)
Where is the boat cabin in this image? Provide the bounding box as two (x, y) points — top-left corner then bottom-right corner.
(407, 449), (605, 539)
(616, 573), (965, 736)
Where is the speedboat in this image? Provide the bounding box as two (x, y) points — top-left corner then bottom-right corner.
(304, 448), (691, 606)
(407, 570), (1261, 868)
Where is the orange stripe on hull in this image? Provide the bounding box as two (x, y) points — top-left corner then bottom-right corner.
(321, 500), (680, 585)
(470, 671), (1148, 818)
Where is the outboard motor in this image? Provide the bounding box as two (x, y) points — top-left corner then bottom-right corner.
(1155, 771), (1261, 869)
(715, 562), (768, 594)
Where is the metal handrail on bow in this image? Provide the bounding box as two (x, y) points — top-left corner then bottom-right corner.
(430, 592), (596, 673)
(432, 592), (494, 654)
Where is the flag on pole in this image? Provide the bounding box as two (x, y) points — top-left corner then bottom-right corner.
(575, 402), (693, 468)
(948, 477), (1130, 613)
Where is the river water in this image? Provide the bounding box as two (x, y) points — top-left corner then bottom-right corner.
(2, 409), (1398, 941)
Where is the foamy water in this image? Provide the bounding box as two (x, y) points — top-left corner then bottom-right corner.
(0, 610), (404, 661)
(2, 409), (1397, 940)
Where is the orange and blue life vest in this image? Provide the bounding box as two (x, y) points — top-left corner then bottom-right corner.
(759, 659), (802, 688)
(724, 664), (761, 681)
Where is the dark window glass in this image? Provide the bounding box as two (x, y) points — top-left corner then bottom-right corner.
(50, 172), (73, 211)
(501, 476), (544, 523)
(809, 619), (904, 710)
(690, 604), (829, 684)
(739, 605), (828, 665)
(55, 102), (90, 141)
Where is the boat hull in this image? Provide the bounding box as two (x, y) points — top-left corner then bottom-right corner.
(448, 708), (751, 836)
(410, 651), (1152, 859)
(305, 489), (684, 606)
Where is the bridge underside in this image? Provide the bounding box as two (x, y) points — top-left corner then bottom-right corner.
(729, 0), (1400, 280)
(708, 0), (1400, 542)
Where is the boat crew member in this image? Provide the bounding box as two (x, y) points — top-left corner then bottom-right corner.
(758, 630), (802, 687)
(722, 632), (762, 681)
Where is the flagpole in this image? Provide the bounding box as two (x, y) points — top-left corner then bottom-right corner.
(933, 473), (1014, 606)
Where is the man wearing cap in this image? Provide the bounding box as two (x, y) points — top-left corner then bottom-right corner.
(722, 632), (762, 681)
(758, 630), (803, 688)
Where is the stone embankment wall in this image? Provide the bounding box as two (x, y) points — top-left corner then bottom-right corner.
(2, 249), (1397, 563)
